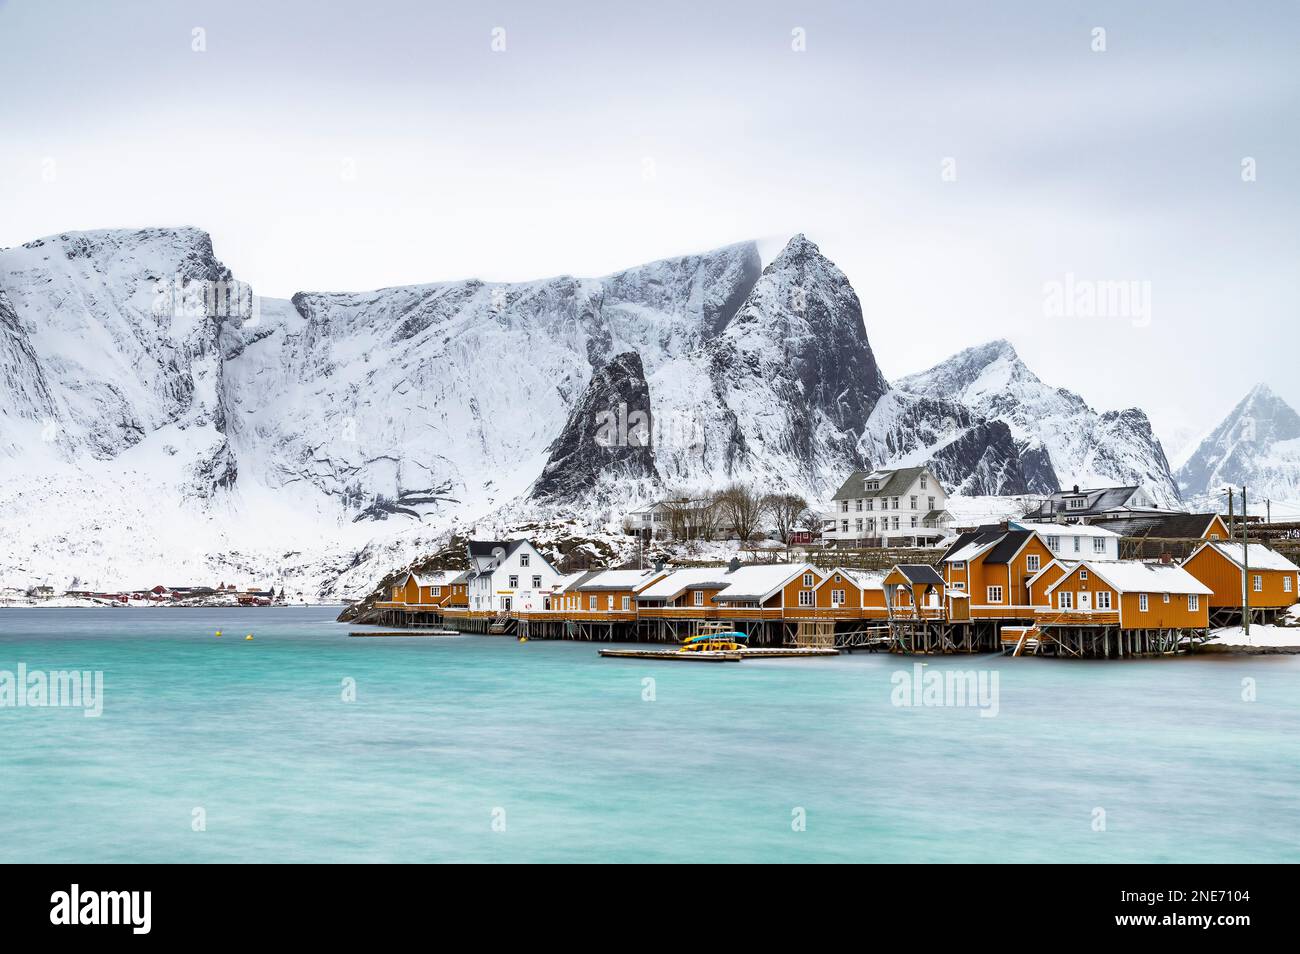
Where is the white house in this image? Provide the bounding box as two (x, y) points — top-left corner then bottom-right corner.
(622, 497), (714, 540)
(465, 540), (564, 614)
(1012, 521), (1120, 561)
(823, 466), (953, 547)
(1019, 485), (1173, 524)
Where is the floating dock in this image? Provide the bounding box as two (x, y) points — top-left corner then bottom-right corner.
(348, 630), (462, 638)
(598, 647), (839, 662)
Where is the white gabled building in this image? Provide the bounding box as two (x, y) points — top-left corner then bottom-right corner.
(823, 466), (953, 547)
(1012, 521), (1120, 561)
(465, 540), (564, 614)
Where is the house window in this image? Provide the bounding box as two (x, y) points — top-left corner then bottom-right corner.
(892, 497), (900, 509)
(841, 500), (849, 513)
(855, 518), (863, 532)
(866, 480), (879, 491)
(841, 520), (849, 533)
(1285, 576), (1294, 593)
(532, 575), (541, 588)
(1096, 591), (1112, 610)
(928, 496), (935, 510)
(834, 574), (841, 583)
(1047, 535), (1060, 551)
(892, 516), (900, 530)
(1253, 575), (1263, 592)
(910, 495), (918, 509)
(694, 590), (703, 606)
(987, 585), (1003, 603)
(920, 474), (927, 489)
(520, 553), (530, 567)
(910, 516), (918, 528)
(508, 575), (519, 588)
(432, 586), (442, 596)
(1067, 497), (1086, 510)
(952, 561), (965, 571)
(1162, 592), (1170, 603)
(1188, 594), (1199, 612)
(589, 596), (597, 610)
(1073, 536), (1081, 552)
(1139, 594), (1149, 612)
(1058, 591), (1073, 609)
(803, 573), (814, 586)
(1026, 554), (1040, 572)
(866, 518), (875, 531)
(1079, 569), (1088, 581)
(831, 589), (845, 606)
(855, 499), (863, 511)
(607, 595), (614, 609)
(1093, 537), (1106, 554)
(951, 582), (965, 590)
(622, 596), (631, 611)
(798, 590), (813, 606)
(867, 498), (874, 511)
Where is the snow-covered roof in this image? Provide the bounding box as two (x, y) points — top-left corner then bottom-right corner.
(1201, 542), (1300, 573)
(550, 570), (593, 593)
(712, 564), (818, 602)
(946, 538), (998, 563)
(577, 568), (664, 591)
(1025, 559), (1076, 589)
(1048, 560), (1211, 596)
(638, 566), (736, 601)
(817, 567), (886, 590)
(1014, 521), (1119, 539)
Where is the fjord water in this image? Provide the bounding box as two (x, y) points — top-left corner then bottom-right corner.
(1, 607), (1297, 863)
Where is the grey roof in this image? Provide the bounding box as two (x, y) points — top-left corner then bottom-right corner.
(894, 564), (945, 586)
(940, 527), (1032, 565)
(467, 540), (521, 559)
(923, 509), (950, 522)
(1090, 512), (1223, 539)
(831, 466), (929, 501)
(1022, 486), (1143, 518)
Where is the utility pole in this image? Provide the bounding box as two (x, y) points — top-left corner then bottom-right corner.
(1227, 488), (1235, 537)
(1267, 499), (1272, 524)
(1242, 485), (1250, 636)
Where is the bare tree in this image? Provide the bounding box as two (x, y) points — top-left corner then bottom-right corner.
(765, 492), (810, 546)
(715, 483), (768, 544)
(658, 493), (696, 540)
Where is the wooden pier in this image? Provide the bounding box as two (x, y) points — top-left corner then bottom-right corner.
(597, 646), (839, 662)
(348, 629), (462, 638)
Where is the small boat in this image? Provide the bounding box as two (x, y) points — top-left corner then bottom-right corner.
(680, 630), (749, 652)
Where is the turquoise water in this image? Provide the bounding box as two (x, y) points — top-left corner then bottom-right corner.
(1, 606), (1298, 863)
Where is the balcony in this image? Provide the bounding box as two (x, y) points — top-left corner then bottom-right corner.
(1033, 608), (1120, 626)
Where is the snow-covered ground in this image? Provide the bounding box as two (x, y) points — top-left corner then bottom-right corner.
(1206, 623), (1300, 649)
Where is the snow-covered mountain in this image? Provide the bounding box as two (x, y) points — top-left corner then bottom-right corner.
(1176, 384), (1300, 508)
(895, 339), (1180, 505)
(0, 228), (1182, 598)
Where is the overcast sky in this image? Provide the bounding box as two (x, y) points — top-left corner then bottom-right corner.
(2, 0), (1297, 458)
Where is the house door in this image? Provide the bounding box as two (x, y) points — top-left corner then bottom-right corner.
(502, 597), (512, 612)
(927, 589), (938, 608)
(1078, 592), (1091, 612)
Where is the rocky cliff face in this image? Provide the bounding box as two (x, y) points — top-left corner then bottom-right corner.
(896, 339), (1180, 504)
(1177, 384), (1300, 506)
(530, 350), (659, 504)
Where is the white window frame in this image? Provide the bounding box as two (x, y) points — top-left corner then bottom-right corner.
(1162, 592), (1170, 603)
(1058, 591), (1073, 610)
(589, 595), (597, 610)
(1026, 554), (1040, 572)
(1093, 537), (1106, 554)
(1188, 594), (1199, 612)
(987, 585), (1004, 603)
(1139, 593), (1149, 612)
(803, 573), (814, 587)
(798, 590), (814, 607)
(1095, 591), (1112, 610)
(1253, 574), (1263, 592)
(622, 596), (631, 611)
(694, 590), (703, 607)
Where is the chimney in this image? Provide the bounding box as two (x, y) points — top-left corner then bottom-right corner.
(728, 557), (740, 573)
(653, 559), (665, 574)
(1072, 485), (1080, 494)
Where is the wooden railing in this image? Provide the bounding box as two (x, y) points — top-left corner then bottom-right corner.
(1033, 608), (1120, 626)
